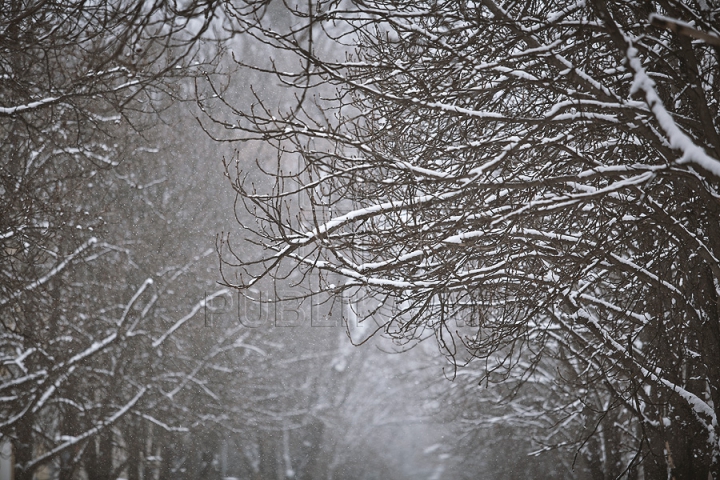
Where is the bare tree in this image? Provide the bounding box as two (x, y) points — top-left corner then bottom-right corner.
(207, 0), (720, 477)
(0, 2), (236, 478)
(0, 0), (217, 301)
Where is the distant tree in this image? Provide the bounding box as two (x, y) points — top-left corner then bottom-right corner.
(209, 0), (720, 477)
(0, 1), (231, 478)
(0, 0), (216, 303)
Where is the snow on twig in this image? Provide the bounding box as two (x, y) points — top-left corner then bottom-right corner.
(21, 386), (148, 472)
(576, 308), (719, 454)
(626, 41), (720, 176)
(118, 278), (154, 327)
(0, 96), (62, 116)
(133, 412), (190, 432)
(152, 289), (229, 348)
(0, 237), (98, 307)
(649, 13), (720, 46)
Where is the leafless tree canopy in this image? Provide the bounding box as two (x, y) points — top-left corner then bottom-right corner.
(0, 2), (246, 479)
(207, 0), (720, 477)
